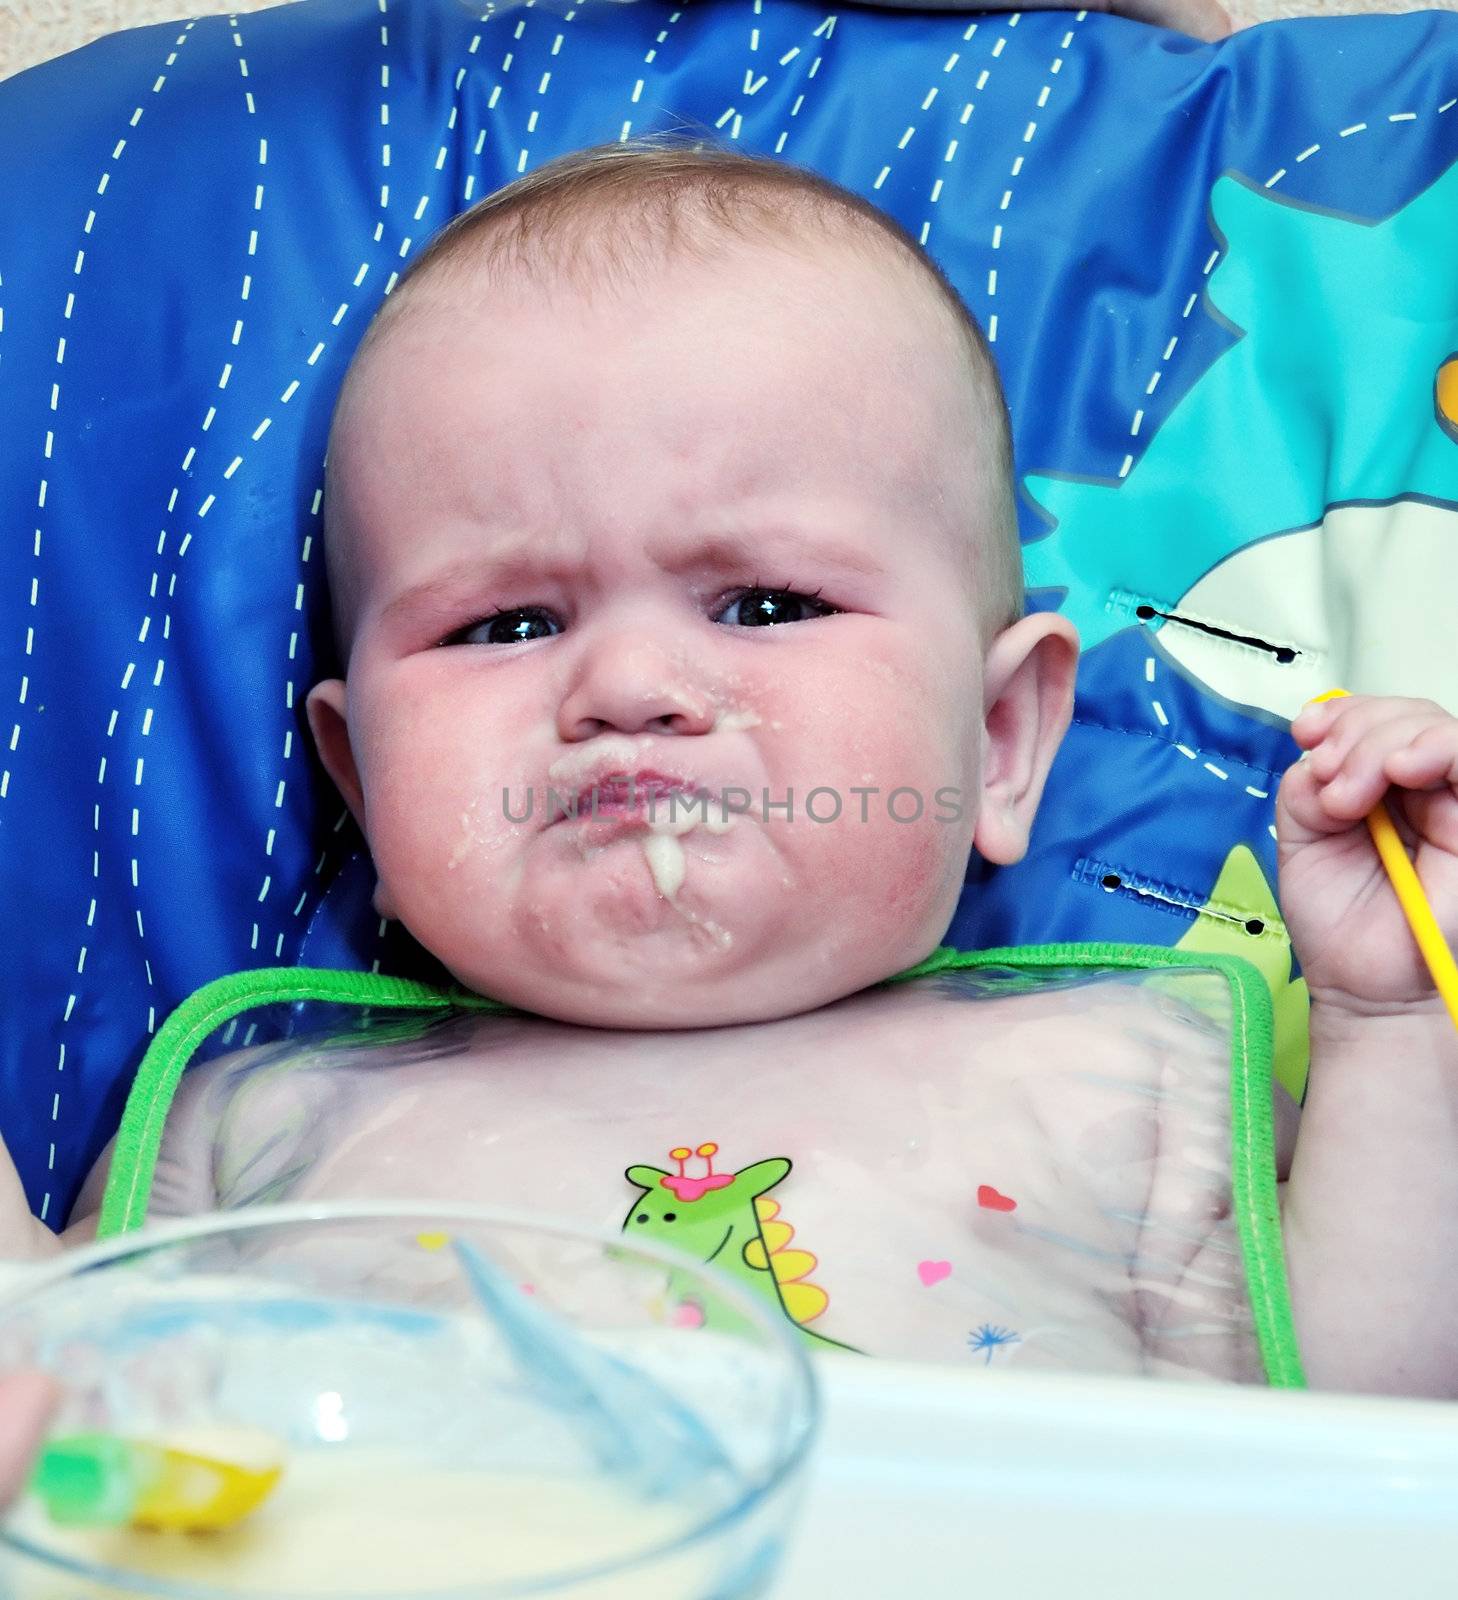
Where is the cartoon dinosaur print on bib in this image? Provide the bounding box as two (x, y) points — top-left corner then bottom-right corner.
(623, 1143), (856, 1352)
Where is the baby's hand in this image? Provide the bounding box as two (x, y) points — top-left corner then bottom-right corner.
(1074, 0), (1231, 38)
(872, 0), (1232, 43)
(0, 1372), (57, 1507)
(1278, 694), (1458, 1017)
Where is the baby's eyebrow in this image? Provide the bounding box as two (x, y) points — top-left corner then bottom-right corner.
(379, 525), (885, 628)
(379, 557), (506, 631)
(378, 541), (571, 630)
(659, 528), (886, 581)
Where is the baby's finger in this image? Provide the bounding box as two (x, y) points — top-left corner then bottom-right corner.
(1291, 694), (1394, 771)
(1293, 693), (1442, 740)
(1280, 736), (1362, 828)
(0, 1371), (58, 1507)
(1299, 706), (1399, 785)
(1107, 0), (1232, 37)
(1390, 783), (1458, 859)
(1277, 754), (1370, 845)
(967, 0), (1234, 34)
(1289, 697), (1343, 747)
(1313, 714), (1452, 819)
(1384, 720), (1458, 790)
(1298, 697), (1439, 780)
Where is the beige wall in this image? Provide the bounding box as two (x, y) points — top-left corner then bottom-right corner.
(0, 0), (1452, 83)
(1, 0), (289, 80)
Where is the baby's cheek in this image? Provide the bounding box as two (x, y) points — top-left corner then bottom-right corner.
(833, 716), (974, 936)
(360, 716), (519, 887)
(834, 644), (975, 760)
(803, 783), (965, 951)
(885, 801), (964, 912)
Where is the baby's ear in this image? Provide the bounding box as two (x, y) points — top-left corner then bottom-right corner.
(972, 613), (1081, 867)
(304, 679), (397, 921)
(305, 678), (366, 829)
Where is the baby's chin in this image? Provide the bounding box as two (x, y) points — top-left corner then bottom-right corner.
(426, 836), (916, 1029)
(443, 945), (890, 1031)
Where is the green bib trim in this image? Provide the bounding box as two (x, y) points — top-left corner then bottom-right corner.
(889, 942), (1300, 1389)
(95, 941), (1302, 1390)
(96, 966), (509, 1244)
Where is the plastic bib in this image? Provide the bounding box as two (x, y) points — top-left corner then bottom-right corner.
(96, 943), (1300, 1387)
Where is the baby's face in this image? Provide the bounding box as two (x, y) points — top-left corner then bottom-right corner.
(310, 242), (1003, 1028)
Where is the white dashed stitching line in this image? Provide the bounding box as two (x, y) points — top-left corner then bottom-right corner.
(630, 7), (833, 159)
(979, 13), (1085, 345)
(259, 10), (521, 972)
(873, 17), (975, 270)
(59, 6), (519, 1019)
(765, 12), (837, 156)
(517, 15), (575, 173)
(900, 24), (989, 336)
(4, 24), (192, 814)
(376, 0), (396, 218)
(1271, 103), (1423, 192)
(268, 15), (543, 962)
(103, 16), (264, 1048)
(1146, 657), (1281, 842)
(0, 273), (5, 776)
(1123, 89), (1452, 485)
(451, 7), (501, 202)
(36, 23), (197, 1224)
(246, 482), (326, 961)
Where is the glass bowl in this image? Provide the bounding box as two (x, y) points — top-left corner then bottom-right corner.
(0, 1202), (818, 1598)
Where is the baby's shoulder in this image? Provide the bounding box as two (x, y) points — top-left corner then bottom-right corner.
(171, 1007), (488, 1102)
(898, 969), (1229, 1078)
(167, 1033), (339, 1123)
(149, 1027), (402, 1217)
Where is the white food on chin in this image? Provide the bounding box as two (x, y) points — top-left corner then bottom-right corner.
(639, 806), (736, 951)
(642, 830), (686, 898)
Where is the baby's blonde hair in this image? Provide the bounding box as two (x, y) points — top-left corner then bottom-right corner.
(326, 133), (1023, 660)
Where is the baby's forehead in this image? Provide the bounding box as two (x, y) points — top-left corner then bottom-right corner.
(374, 218), (956, 364)
(330, 227), (995, 548)
(352, 247), (950, 460)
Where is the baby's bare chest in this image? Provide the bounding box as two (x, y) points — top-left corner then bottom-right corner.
(185, 981), (1255, 1377)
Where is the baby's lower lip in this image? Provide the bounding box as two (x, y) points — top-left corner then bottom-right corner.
(553, 781), (702, 826)
(559, 810), (654, 841)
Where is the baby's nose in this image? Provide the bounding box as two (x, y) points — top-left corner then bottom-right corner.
(556, 631), (717, 741)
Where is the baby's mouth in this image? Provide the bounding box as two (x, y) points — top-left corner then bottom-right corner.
(553, 772), (711, 829)
(542, 767), (740, 935)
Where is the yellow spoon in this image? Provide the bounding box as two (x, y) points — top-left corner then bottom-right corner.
(1309, 688), (1458, 1035)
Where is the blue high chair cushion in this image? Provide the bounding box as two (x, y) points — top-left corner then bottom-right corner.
(2, 0), (1455, 1225)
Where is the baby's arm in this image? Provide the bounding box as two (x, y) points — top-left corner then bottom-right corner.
(1280, 1004), (1458, 1397)
(870, 0), (1230, 42)
(0, 1131), (103, 1258)
(1273, 695), (1458, 1398)
(0, 1372), (58, 1507)
(0, 1043), (245, 1257)
(1139, 1024), (1301, 1380)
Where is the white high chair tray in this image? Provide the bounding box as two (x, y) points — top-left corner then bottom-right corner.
(774, 1361), (1458, 1598)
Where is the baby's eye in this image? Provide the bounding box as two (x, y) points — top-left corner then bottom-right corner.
(451, 608), (561, 646)
(715, 586), (837, 628)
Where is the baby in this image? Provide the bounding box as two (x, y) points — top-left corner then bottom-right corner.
(6, 139), (1458, 1399)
